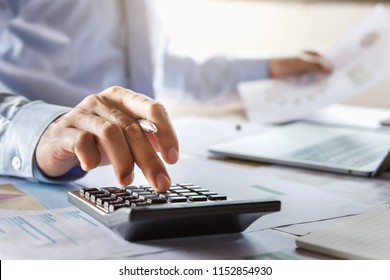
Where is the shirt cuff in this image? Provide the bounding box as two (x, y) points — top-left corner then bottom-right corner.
(0, 100), (71, 180)
(32, 159), (87, 183)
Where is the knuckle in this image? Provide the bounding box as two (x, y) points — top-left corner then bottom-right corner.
(57, 111), (76, 127)
(81, 94), (100, 106)
(100, 121), (122, 138)
(146, 155), (160, 166)
(62, 106), (88, 127)
(106, 107), (125, 122)
(145, 100), (166, 117)
(123, 121), (144, 139)
(74, 131), (94, 149)
(106, 85), (124, 94)
(71, 106), (86, 116)
(143, 156), (164, 172)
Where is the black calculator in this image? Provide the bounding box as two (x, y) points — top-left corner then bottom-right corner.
(68, 183), (281, 241)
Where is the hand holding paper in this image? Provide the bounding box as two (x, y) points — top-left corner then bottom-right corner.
(240, 5), (390, 124)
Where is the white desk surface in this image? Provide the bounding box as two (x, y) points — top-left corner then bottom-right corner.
(1, 104), (390, 260)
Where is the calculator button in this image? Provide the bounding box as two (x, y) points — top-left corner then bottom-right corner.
(197, 191), (218, 196)
(112, 192), (133, 199)
(169, 186), (184, 190)
(188, 195), (208, 202)
(172, 189), (191, 194)
(85, 190), (104, 200)
(79, 188), (98, 197)
(108, 202), (128, 212)
(129, 189), (151, 193)
(158, 192), (176, 199)
(147, 197), (167, 204)
(138, 185), (153, 191)
(124, 186), (140, 192)
(138, 194), (160, 200)
(176, 183), (194, 187)
(123, 197), (140, 204)
(185, 186), (203, 190)
(182, 192), (200, 197)
(208, 195), (227, 201)
(132, 191), (152, 198)
(102, 187), (125, 194)
(124, 198), (144, 205)
(116, 195), (136, 202)
(168, 197), (188, 203)
(131, 201), (152, 207)
(193, 189), (209, 193)
(97, 197), (117, 206)
(104, 198), (123, 209)
(110, 192), (127, 199)
(90, 193), (110, 203)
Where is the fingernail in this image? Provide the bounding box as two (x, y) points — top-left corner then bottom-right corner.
(155, 173), (171, 190)
(80, 162), (87, 171)
(122, 173), (134, 186)
(79, 160), (90, 171)
(168, 147), (179, 163)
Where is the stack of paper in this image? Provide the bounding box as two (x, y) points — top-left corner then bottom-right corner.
(296, 206), (390, 259)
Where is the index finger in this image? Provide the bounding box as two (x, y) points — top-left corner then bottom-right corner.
(100, 87), (179, 164)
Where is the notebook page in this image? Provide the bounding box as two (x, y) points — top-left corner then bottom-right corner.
(296, 206), (390, 259)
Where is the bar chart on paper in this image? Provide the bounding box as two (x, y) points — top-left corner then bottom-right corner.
(0, 209), (99, 245)
(0, 207), (136, 259)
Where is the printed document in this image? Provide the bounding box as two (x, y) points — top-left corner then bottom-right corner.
(239, 5), (390, 124)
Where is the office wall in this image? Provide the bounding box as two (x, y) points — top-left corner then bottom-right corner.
(158, 0), (390, 108)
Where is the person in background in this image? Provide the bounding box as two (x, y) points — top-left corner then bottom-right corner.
(0, 0), (332, 191)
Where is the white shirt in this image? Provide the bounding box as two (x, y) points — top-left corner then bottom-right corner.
(0, 0), (268, 182)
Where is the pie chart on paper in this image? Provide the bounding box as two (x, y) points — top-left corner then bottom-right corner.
(0, 184), (44, 210)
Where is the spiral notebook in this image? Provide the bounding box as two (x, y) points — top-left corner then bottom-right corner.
(296, 206), (390, 259)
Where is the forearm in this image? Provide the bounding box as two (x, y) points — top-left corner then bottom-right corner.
(161, 53), (269, 102)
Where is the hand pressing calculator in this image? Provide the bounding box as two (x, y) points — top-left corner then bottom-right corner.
(68, 183), (281, 241)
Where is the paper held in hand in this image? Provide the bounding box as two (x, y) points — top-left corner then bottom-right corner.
(239, 4), (390, 124)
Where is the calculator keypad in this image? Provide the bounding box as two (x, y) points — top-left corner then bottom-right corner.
(79, 183), (227, 213)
